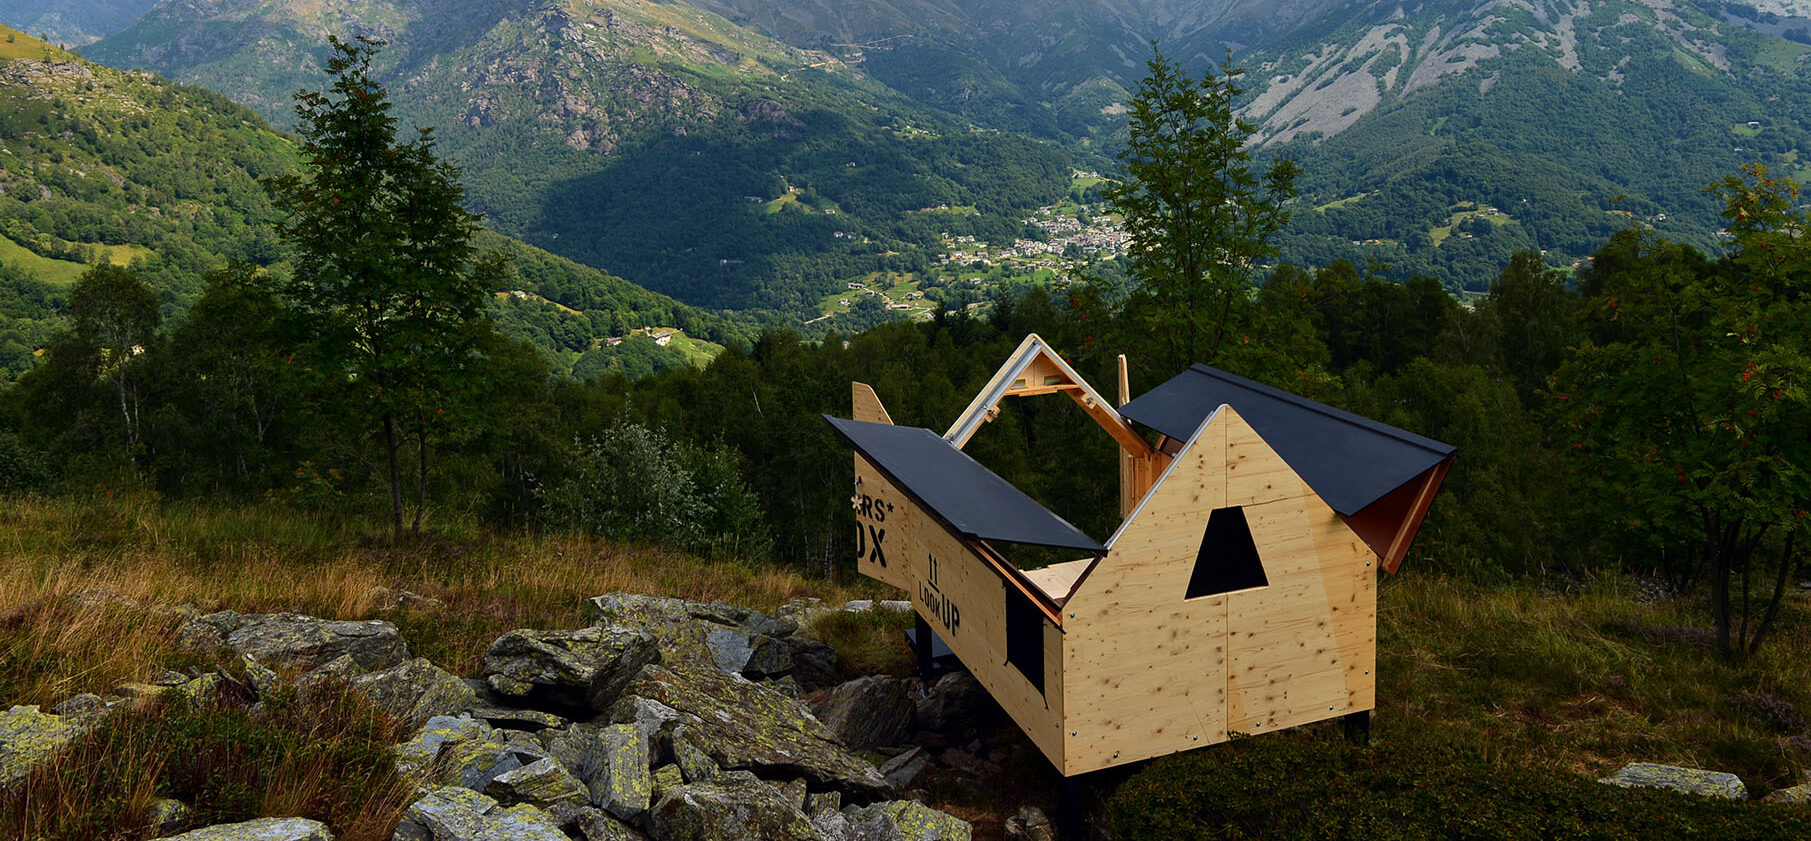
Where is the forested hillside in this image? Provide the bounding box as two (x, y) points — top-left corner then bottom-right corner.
(0, 24), (739, 383)
(83, 0), (1077, 313)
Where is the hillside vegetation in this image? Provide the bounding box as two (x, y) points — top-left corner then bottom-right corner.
(0, 28), (740, 383)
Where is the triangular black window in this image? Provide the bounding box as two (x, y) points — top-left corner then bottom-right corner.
(1186, 506), (1268, 599)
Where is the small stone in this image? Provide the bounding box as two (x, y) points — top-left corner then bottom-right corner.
(147, 798), (190, 833)
(162, 817), (334, 840)
(576, 808), (648, 841)
(469, 705), (569, 731)
(481, 626), (661, 716)
(154, 670), (191, 687)
(242, 655), (280, 699)
(172, 673), (223, 705)
(488, 803), (570, 840)
(403, 786), (498, 839)
(1599, 762), (1748, 799)
(1764, 783), (1811, 803)
(772, 777), (809, 811)
(1004, 805), (1055, 841)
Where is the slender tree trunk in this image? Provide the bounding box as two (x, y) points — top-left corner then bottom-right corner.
(383, 413), (403, 541)
(1712, 523), (1735, 658)
(412, 408), (428, 534)
(1747, 532), (1797, 654)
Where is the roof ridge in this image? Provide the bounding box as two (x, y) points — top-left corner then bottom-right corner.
(1184, 364), (1455, 456)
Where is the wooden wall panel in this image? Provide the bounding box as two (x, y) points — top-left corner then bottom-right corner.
(1224, 494), (1351, 734)
(853, 454), (916, 592)
(910, 525), (1065, 765)
(1308, 494), (1378, 712)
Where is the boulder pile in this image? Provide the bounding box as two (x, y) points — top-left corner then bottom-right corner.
(2, 594), (1005, 841)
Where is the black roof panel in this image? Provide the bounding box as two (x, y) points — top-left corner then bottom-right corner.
(826, 416), (1105, 554)
(1118, 365), (1456, 516)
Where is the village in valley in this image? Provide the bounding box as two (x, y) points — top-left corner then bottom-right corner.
(812, 172), (1128, 323)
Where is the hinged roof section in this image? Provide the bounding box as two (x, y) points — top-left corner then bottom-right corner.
(826, 415), (1106, 554)
(1119, 364), (1456, 517)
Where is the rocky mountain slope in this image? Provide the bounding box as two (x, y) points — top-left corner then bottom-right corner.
(0, 0), (157, 45)
(1249, 0), (1811, 285)
(84, 0), (1075, 313)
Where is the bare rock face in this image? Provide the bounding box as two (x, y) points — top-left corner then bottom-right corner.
(844, 800), (975, 840)
(162, 817), (334, 841)
(480, 626), (661, 716)
(178, 611), (409, 673)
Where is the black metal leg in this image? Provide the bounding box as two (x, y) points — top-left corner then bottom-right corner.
(1059, 774), (1086, 841)
(913, 612), (934, 679)
(1343, 710), (1371, 746)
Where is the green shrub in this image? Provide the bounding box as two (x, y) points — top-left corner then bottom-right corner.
(1109, 726), (1806, 840)
(1, 681), (415, 840)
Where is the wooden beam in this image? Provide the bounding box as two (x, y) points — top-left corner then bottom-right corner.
(1119, 354), (1134, 519)
(852, 382), (893, 425)
(1381, 457), (1452, 573)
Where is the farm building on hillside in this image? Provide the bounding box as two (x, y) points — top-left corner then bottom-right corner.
(825, 334), (1454, 776)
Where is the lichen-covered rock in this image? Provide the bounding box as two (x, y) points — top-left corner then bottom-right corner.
(845, 800), (973, 841)
(51, 693), (108, 719)
(742, 635), (796, 679)
(651, 763), (684, 801)
(1764, 783), (1811, 803)
(394, 714), (492, 778)
(488, 803), (571, 840)
(670, 732), (720, 783)
(0, 705), (88, 786)
(706, 628), (756, 673)
(576, 808), (649, 841)
(644, 770), (819, 841)
(352, 658), (476, 724)
(171, 673), (224, 706)
(396, 785), (567, 841)
(242, 655), (280, 699)
(878, 747), (927, 789)
(180, 611), (409, 673)
(615, 662), (888, 797)
(469, 705), (569, 731)
(148, 797), (191, 833)
(485, 757), (589, 809)
(442, 738), (549, 792)
(818, 676), (916, 751)
(1599, 762), (1748, 799)
(590, 722), (654, 821)
(163, 817), (333, 840)
(783, 636), (841, 692)
(481, 626), (660, 715)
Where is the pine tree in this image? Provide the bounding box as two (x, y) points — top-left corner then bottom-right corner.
(267, 36), (503, 538)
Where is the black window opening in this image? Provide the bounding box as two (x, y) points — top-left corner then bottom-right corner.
(1005, 585), (1046, 694)
(1185, 506), (1269, 599)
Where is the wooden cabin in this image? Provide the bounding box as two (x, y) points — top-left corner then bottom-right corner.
(825, 335), (1454, 776)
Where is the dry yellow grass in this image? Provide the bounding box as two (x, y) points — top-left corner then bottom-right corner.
(0, 493), (891, 706)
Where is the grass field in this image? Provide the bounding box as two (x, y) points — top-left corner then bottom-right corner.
(0, 237), (89, 285)
(0, 26), (73, 61)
